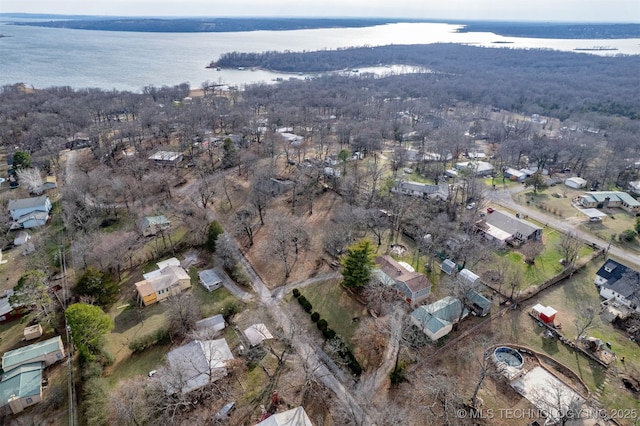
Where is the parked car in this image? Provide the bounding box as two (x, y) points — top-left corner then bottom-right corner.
(487, 207), (495, 214)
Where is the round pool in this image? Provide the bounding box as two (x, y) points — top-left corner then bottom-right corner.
(493, 346), (524, 369)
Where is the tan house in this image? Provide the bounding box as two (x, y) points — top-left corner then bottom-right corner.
(135, 264), (191, 306)
(0, 363), (43, 414)
(1, 336), (65, 371)
(375, 255), (431, 305)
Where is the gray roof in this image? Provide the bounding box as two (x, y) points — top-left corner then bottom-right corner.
(166, 339), (233, 394)
(195, 315), (226, 333)
(441, 259), (456, 275)
(485, 210), (542, 239)
(199, 269), (222, 287)
(7, 196), (50, 212)
(411, 296), (467, 334)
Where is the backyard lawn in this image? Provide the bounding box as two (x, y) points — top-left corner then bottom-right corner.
(491, 261), (640, 417)
(295, 278), (367, 343)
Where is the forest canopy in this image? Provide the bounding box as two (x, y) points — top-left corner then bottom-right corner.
(215, 44), (640, 120)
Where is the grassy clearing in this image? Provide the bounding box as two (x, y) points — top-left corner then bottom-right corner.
(106, 301), (169, 366)
(0, 318), (29, 353)
(106, 343), (170, 387)
(299, 278), (367, 342)
(189, 267), (244, 317)
(492, 262), (640, 417)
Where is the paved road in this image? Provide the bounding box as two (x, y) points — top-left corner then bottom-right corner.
(486, 186), (640, 266)
(220, 225), (373, 425)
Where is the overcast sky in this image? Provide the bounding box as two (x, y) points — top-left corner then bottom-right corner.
(2, 0), (639, 22)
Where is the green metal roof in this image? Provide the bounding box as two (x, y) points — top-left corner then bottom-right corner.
(0, 362), (42, 404)
(2, 336), (62, 371)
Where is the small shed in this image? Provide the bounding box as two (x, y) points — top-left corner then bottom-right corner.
(244, 324), (273, 347)
(441, 259), (456, 275)
(199, 269), (222, 292)
(460, 268), (480, 286)
(565, 177), (587, 189)
(195, 314), (226, 333)
(23, 324), (43, 341)
(531, 304), (557, 324)
(13, 231), (31, 246)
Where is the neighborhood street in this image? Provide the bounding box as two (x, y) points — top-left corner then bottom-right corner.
(486, 185), (640, 266)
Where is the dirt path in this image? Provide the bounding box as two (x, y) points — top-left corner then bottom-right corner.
(357, 305), (403, 395)
(271, 272), (342, 301)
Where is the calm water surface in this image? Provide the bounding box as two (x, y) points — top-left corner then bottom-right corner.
(1, 22), (638, 92)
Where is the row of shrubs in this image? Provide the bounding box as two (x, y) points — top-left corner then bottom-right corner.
(128, 328), (171, 353)
(293, 289), (362, 376)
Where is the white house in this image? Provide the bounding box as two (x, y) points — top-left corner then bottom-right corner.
(565, 177), (587, 189)
(165, 339), (234, 394)
(256, 406), (313, 426)
(595, 259), (640, 312)
(8, 196), (52, 229)
(455, 161), (494, 177)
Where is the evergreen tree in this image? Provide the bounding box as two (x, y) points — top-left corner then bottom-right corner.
(75, 267), (119, 308)
(65, 303), (114, 361)
(341, 239), (376, 290)
(206, 221), (224, 252)
(222, 138), (239, 169)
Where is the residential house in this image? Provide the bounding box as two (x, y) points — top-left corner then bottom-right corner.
(138, 215), (170, 237)
(0, 362), (43, 414)
(628, 181), (640, 196)
(375, 255), (431, 305)
(1, 336), (65, 372)
(410, 296), (468, 341)
(277, 132), (304, 146)
(165, 339), (234, 394)
(565, 177), (587, 189)
(199, 269), (223, 292)
(256, 406), (313, 426)
(0, 290), (21, 323)
(390, 180), (450, 200)
(579, 191), (640, 214)
(148, 151), (183, 166)
(477, 210), (542, 246)
(595, 259), (640, 312)
(503, 167), (526, 182)
(455, 161), (494, 177)
(135, 262), (191, 306)
(8, 196), (52, 229)
(244, 324), (273, 347)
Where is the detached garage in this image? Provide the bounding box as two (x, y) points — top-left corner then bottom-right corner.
(565, 177), (587, 189)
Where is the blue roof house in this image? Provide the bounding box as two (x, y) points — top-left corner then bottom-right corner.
(410, 296), (468, 341)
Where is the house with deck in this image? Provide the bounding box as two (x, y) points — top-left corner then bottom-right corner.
(8, 196), (52, 229)
(135, 258), (191, 306)
(375, 255), (431, 305)
(595, 259), (640, 312)
(475, 210), (542, 247)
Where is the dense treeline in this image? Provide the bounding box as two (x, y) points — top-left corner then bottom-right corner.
(12, 17), (412, 33)
(456, 22), (640, 39)
(216, 44), (640, 120)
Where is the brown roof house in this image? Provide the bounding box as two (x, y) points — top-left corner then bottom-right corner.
(375, 255), (431, 305)
(135, 258), (191, 306)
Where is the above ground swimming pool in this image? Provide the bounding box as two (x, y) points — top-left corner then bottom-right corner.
(493, 346), (524, 369)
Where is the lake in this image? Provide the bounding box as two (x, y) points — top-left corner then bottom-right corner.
(1, 21), (639, 92)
